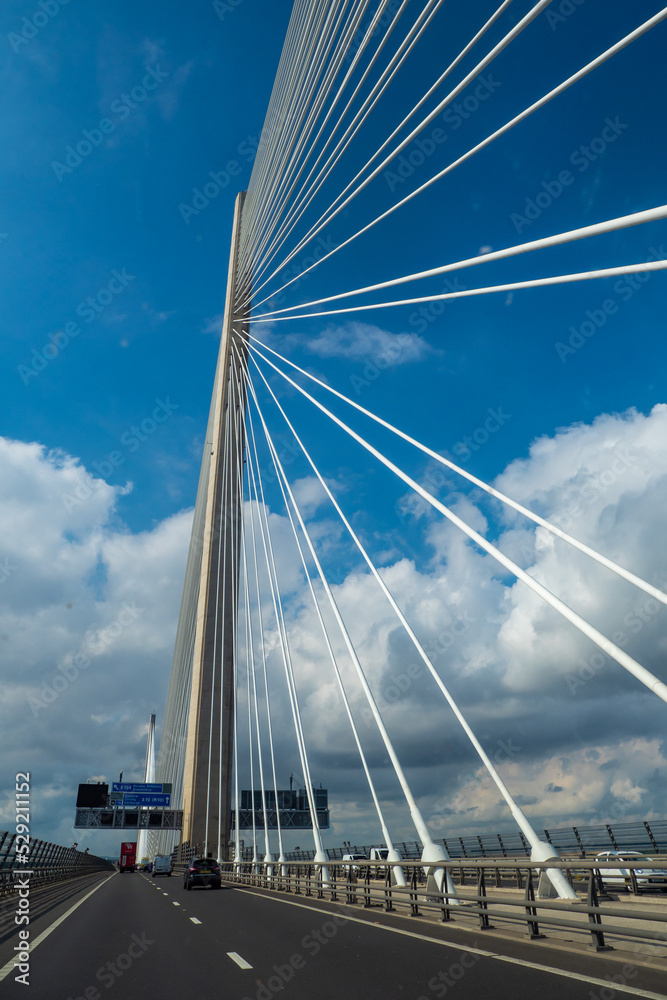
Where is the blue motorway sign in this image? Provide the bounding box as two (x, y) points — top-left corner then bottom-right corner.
(112, 782), (164, 793)
(123, 793), (171, 807)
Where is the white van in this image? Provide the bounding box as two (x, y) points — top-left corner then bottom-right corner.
(152, 855), (172, 878)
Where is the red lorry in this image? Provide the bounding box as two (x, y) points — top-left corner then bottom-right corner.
(119, 842), (137, 873)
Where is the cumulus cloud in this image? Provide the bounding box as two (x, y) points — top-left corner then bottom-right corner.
(0, 437), (192, 851)
(258, 321), (432, 367)
(2, 403), (666, 855)
(241, 404), (667, 846)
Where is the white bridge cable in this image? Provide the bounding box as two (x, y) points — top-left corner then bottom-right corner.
(247, 345), (667, 706)
(241, 0), (333, 223)
(237, 352), (407, 884)
(229, 361), (245, 863)
(244, 439), (287, 869)
(244, 554), (258, 864)
(251, 7), (667, 312)
(215, 371), (232, 860)
(247, 0), (513, 300)
(247, 350), (578, 898)
(240, 0), (379, 275)
(241, 0), (312, 237)
(249, 259), (667, 323)
(238, 345), (457, 876)
(241, 0), (362, 272)
(251, 205), (667, 318)
(236, 352), (330, 869)
(240, 0), (340, 269)
(241, 507), (273, 862)
(248, 337), (667, 610)
(251, 0), (555, 301)
(244, 0), (431, 287)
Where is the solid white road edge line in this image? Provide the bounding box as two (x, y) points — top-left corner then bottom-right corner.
(227, 951), (253, 969)
(0, 873), (116, 982)
(232, 887), (667, 1000)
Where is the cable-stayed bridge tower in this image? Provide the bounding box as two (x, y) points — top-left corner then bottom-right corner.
(152, 0), (667, 891)
(156, 192), (249, 859)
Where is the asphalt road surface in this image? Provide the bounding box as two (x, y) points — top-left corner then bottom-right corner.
(1, 871), (666, 999)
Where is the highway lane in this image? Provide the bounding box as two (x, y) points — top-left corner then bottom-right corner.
(0, 871), (666, 999)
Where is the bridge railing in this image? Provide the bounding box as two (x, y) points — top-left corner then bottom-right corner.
(0, 830), (115, 897)
(287, 819), (667, 861)
(219, 858), (667, 953)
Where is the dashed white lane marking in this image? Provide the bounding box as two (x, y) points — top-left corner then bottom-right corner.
(233, 888), (667, 1000)
(163, 892), (169, 895)
(173, 901), (181, 906)
(227, 952), (252, 970)
(190, 917), (202, 925)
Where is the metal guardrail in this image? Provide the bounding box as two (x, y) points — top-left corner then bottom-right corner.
(285, 820), (667, 861)
(218, 858), (667, 953)
(0, 829), (115, 897)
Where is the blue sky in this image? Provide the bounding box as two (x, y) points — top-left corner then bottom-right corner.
(1, 0), (666, 855)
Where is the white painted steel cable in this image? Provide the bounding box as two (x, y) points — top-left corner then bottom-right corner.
(245, 448), (286, 867)
(252, 7), (667, 309)
(238, 351), (407, 883)
(250, 0), (515, 300)
(249, 336), (667, 610)
(240, 369), (329, 864)
(248, 347), (667, 706)
(248, 351), (578, 898)
(241, 1), (357, 272)
(250, 259), (667, 323)
(242, 522), (272, 861)
(244, 0), (423, 287)
(253, 0), (554, 297)
(251, 205), (667, 318)
(243, 352), (454, 860)
(241, 0), (375, 273)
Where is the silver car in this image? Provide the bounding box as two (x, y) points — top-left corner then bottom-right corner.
(594, 851), (667, 890)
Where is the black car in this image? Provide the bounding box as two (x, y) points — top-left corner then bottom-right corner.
(183, 857), (222, 890)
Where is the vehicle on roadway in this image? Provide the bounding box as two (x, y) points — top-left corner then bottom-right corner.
(342, 853), (368, 874)
(118, 841), (136, 873)
(594, 851), (667, 890)
(152, 855), (172, 878)
(369, 847), (401, 877)
(183, 857), (222, 890)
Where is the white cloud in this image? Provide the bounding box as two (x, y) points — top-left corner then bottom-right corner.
(2, 404), (667, 854)
(258, 321), (432, 366)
